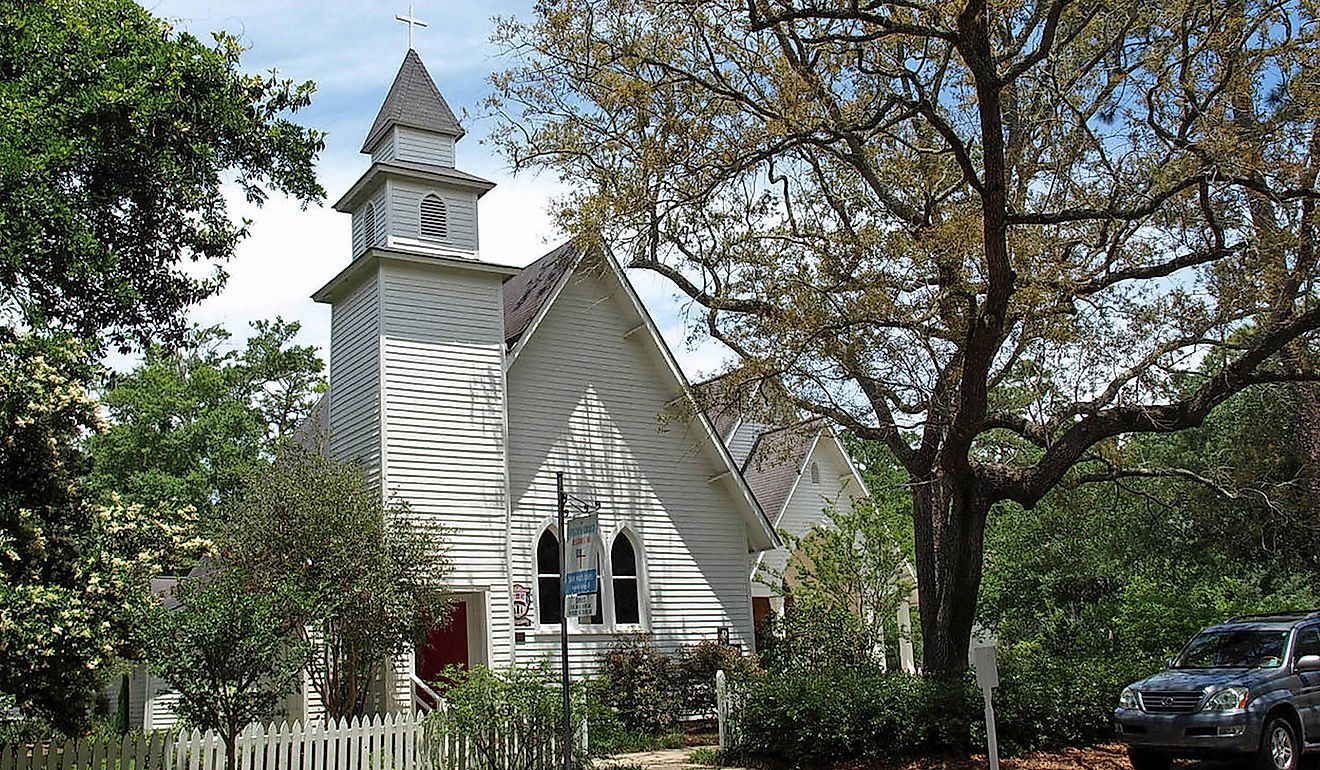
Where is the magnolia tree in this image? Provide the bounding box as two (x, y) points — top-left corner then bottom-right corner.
(0, 335), (207, 729)
(490, 0), (1320, 673)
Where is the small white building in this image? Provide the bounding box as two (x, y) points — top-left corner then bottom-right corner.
(700, 375), (917, 672)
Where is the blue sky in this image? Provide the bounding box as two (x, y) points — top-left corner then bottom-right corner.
(138, 0), (731, 379)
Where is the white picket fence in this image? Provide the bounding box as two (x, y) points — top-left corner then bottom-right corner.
(1, 711), (436, 770)
(175, 712), (429, 770)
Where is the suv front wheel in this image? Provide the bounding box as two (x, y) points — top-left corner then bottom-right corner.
(1258, 716), (1300, 770)
(1127, 747), (1171, 770)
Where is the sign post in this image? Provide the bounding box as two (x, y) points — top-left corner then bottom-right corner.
(973, 644), (1001, 770)
(556, 472), (600, 770)
(557, 472), (570, 770)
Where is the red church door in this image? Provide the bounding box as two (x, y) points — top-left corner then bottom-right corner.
(417, 601), (469, 685)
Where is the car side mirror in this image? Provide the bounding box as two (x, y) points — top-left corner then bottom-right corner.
(1296, 655), (1320, 672)
(1166, 656), (1177, 669)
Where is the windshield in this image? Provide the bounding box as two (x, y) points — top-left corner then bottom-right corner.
(1175, 628), (1291, 669)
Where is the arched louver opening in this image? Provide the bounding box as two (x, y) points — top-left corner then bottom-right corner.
(420, 193), (448, 240)
(612, 533), (640, 625)
(362, 202), (378, 249)
(810, 462), (820, 484)
(536, 530), (561, 625)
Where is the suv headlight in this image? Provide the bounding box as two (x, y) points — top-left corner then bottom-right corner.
(1118, 687), (1139, 710)
(1203, 686), (1249, 712)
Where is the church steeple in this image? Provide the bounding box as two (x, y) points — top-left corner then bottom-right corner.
(334, 49), (493, 260)
(362, 49), (464, 154)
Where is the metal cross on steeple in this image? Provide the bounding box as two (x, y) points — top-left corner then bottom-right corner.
(395, 4), (428, 50)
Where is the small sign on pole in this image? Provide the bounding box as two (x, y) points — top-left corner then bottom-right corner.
(566, 514), (598, 618)
(973, 644), (1001, 770)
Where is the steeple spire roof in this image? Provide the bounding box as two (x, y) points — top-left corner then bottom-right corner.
(361, 49), (464, 153)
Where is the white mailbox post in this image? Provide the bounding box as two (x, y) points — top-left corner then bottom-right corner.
(972, 644), (1000, 770)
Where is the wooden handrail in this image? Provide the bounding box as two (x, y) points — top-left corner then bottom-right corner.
(410, 673), (446, 715)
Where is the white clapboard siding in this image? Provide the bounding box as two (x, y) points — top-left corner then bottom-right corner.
(372, 131), (397, 162)
(394, 127), (456, 167)
(379, 260), (512, 670)
(752, 436), (863, 598)
(727, 420), (771, 468)
(386, 180), (477, 255)
(329, 267), (382, 487)
(507, 271), (756, 673)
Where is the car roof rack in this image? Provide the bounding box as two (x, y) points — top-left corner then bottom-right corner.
(1224, 610), (1320, 623)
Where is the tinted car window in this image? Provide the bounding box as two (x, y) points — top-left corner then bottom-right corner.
(1294, 627), (1320, 660)
(1177, 628), (1290, 669)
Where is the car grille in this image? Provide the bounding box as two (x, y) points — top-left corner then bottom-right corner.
(1140, 691), (1203, 714)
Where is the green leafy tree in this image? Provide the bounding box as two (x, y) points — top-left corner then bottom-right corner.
(220, 450), (450, 719)
(490, 0), (1320, 673)
(979, 381), (1320, 666)
(146, 570), (306, 770)
(764, 499), (913, 654)
(0, 0), (324, 350)
(87, 319), (325, 517)
(0, 334), (207, 730)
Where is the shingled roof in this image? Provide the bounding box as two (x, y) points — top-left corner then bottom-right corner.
(691, 371), (743, 441)
(502, 241), (578, 348)
(740, 421), (823, 524)
(361, 49), (464, 153)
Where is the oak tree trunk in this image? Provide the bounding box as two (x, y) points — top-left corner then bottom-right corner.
(912, 474), (991, 676)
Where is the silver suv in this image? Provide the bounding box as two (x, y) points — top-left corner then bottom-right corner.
(1113, 611), (1320, 770)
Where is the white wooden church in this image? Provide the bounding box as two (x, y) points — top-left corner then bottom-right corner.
(110, 47), (912, 729)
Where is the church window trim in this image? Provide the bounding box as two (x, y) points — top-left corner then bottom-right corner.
(535, 527), (562, 627)
(609, 528), (645, 628)
(531, 523), (647, 632)
(420, 193), (448, 241)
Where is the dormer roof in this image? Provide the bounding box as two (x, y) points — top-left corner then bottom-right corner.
(362, 49), (464, 153)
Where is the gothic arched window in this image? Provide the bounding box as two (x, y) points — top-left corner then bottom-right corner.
(536, 530), (561, 625)
(420, 194), (448, 240)
(612, 532), (641, 625)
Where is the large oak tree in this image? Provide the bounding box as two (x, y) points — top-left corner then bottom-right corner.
(490, 0), (1320, 673)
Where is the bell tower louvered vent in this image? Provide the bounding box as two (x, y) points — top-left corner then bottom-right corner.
(420, 194), (448, 240)
(363, 202), (378, 249)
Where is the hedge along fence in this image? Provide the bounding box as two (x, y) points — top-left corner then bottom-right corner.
(716, 646), (1160, 768)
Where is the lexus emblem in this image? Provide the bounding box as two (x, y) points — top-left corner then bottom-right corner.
(1161, 697), (1174, 707)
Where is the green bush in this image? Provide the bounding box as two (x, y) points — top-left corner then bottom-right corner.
(592, 636), (684, 735)
(757, 597), (878, 674)
(989, 643), (1159, 755)
(675, 640), (759, 718)
(727, 648), (1160, 768)
(429, 664), (587, 770)
(729, 667), (978, 768)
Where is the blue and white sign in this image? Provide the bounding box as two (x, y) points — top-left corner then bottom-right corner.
(565, 514), (598, 617)
(566, 568), (598, 595)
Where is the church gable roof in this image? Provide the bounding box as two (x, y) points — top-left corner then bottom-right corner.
(361, 49), (464, 153)
(502, 241), (779, 551)
(502, 241), (577, 348)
